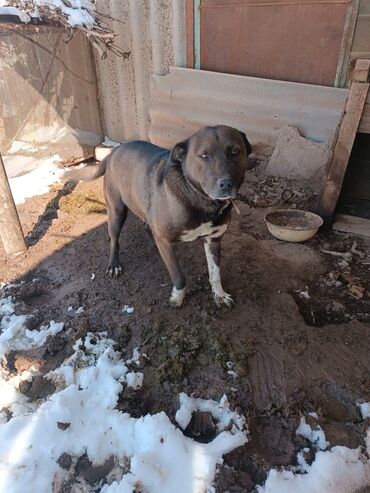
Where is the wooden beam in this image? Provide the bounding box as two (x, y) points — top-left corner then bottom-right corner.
(333, 213), (370, 238)
(0, 154), (27, 255)
(186, 0), (194, 68)
(334, 0), (359, 88)
(317, 59), (370, 221)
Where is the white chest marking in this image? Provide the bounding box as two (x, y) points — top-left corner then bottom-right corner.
(180, 221), (228, 242)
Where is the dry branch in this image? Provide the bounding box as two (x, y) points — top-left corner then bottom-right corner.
(3, 0), (129, 58)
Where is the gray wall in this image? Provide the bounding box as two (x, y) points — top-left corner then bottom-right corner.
(94, 0), (186, 142)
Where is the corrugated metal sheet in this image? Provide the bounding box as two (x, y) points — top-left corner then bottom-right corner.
(0, 26), (102, 176)
(94, 0), (186, 142)
(149, 67), (348, 149)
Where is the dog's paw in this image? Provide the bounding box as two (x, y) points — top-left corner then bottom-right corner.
(107, 264), (122, 278)
(214, 291), (234, 308)
(169, 287), (186, 308)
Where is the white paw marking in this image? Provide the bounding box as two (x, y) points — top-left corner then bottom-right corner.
(214, 291), (234, 308)
(169, 286), (186, 307)
(204, 241), (233, 308)
(108, 265), (122, 278)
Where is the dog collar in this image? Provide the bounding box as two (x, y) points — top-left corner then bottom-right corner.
(216, 200), (232, 216)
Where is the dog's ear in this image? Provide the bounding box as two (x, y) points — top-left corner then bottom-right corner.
(240, 131), (252, 156)
(170, 139), (188, 165)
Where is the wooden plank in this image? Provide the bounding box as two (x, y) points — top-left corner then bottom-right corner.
(335, 0), (359, 87)
(0, 153), (27, 256)
(333, 213), (370, 238)
(186, 0), (194, 68)
(194, 0), (201, 69)
(317, 59), (370, 220)
(57, 150), (95, 168)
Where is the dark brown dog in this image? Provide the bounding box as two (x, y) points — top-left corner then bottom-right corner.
(65, 125), (252, 307)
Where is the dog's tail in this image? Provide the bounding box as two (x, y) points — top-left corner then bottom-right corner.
(63, 155), (108, 183)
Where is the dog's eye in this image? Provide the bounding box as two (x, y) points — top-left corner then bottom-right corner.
(231, 147), (240, 157)
(200, 153), (210, 160)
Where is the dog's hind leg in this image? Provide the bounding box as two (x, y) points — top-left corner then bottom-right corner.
(106, 200), (128, 278)
(204, 237), (233, 307)
(154, 236), (186, 307)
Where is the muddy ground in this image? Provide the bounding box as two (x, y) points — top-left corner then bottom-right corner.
(1, 167), (370, 492)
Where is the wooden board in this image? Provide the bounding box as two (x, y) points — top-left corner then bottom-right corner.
(317, 59), (370, 220)
(333, 213), (370, 238)
(186, 0), (194, 68)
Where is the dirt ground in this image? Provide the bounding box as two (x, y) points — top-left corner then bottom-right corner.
(1, 167), (370, 491)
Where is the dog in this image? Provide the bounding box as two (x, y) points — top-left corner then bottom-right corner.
(65, 125), (252, 307)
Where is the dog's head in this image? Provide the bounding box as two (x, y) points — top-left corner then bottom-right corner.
(170, 125), (252, 201)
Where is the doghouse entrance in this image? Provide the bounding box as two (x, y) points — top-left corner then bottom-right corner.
(333, 133), (370, 236)
(337, 133), (370, 219)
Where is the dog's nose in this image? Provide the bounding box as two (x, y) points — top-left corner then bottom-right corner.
(217, 178), (233, 193)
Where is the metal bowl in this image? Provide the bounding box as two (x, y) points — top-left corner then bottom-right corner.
(264, 209), (323, 242)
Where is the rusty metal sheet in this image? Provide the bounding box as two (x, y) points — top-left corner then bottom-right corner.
(0, 25), (102, 176)
(149, 67), (347, 149)
(199, 0), (349, 86)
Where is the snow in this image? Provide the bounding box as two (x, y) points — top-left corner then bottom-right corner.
(296, 416), (329, 451)
(122, 305), (134, 314)
(9, 155), (63, 205)
(359, 402), (370, 419)
(257, 443), (370, 493)
(1, 290), (369, 493)
(0, 4), (30, 22)
(176, 392), (246, 435)
(0, 368), (38, 424)
(125, 372), (143, 390)
(0, 293), (248, 493)
(125, 347), (142, 366)
(103, 136), (121, 148)
(0, 296), (64, 359)
(0, 0), (96, 28)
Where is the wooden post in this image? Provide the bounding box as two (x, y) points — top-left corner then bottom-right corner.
(317, 59), (370, 222)
(0, 153), (27, 255)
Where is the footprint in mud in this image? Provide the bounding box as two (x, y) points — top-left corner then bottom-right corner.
(183, 411), (217, 443)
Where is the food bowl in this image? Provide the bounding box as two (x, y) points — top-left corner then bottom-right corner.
(264, 209), (323, 242)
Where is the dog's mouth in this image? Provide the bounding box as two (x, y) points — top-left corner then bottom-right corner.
(206, 191), (237, 201)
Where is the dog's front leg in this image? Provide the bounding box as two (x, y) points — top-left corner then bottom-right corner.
(204, 237), (233, 307)
(155, 236), (186, 307)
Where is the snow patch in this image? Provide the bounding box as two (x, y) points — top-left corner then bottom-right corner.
(0, 4), (30, 22)
(359, 402), (370, 420)
(0, 296), (64, 359)
(103, 136), (121, 148)
(0, 324), (248, 493)
(176, 392), (246, 435)
(296, 416), (329, 451)
(257, 443), (370, 493)
(122, 305), (134, 314)
(9, 155), (63, 204)
(0, 0), (96, 28)
(1, 289), (369, 493)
